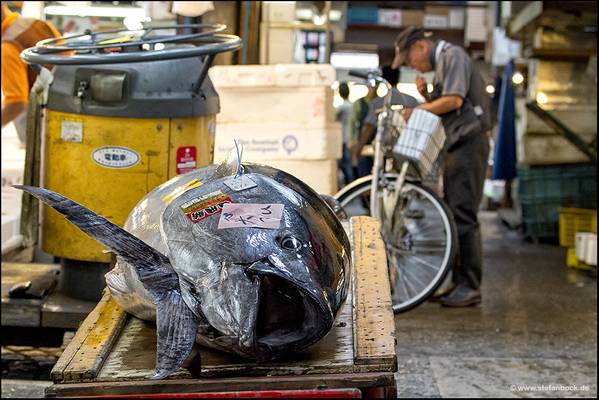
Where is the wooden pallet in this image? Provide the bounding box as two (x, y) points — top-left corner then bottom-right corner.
(45, 216), (397, 398)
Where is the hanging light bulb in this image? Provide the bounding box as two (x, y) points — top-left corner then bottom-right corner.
(512, 72), (524, 85)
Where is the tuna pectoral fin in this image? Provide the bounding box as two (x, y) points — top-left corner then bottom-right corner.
(13, 185), (178, 293)
(152, 290), (201, 380)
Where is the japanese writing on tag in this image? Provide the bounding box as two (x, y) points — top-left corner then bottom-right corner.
(181, 190), (232, 223)
(218, 203), (284, 229)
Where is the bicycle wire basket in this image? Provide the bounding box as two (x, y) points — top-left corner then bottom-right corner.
(393, 108), (446, 179)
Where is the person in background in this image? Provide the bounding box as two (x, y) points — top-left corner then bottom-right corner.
(335, 82), (354, 185)
(350, 65), (419, 178)
(348, 82), (377, 180)
(1, 1), (60, 143)
(392, 27), (492, 307)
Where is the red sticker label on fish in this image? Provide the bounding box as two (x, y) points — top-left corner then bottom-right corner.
(181, 190), (232, 223)
(176, 146), (197, 175)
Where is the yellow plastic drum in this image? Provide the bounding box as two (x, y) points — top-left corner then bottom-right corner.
(40, 58), (220, 263)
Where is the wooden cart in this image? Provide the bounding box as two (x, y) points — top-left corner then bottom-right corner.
(44, 217), (397, 398)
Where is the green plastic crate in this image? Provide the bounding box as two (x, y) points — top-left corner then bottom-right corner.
(518, 164), (597, 240)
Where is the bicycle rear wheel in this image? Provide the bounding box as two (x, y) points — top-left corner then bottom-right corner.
(335, 175), (457, 313)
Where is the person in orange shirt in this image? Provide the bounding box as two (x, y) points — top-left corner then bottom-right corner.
(1, 1), (60, 143)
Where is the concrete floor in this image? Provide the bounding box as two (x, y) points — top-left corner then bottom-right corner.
(2, 211), (596, 398)
(394, 211), (597, 398)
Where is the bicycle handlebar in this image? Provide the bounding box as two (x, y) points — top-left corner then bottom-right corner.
(348, 69), (369, 80)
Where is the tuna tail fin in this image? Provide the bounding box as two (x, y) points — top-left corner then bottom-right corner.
(13, 185), (200, 380)
(212, 139), (244, 180)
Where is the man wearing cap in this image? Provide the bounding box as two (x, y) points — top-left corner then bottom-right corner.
(393, 27), (491, 307)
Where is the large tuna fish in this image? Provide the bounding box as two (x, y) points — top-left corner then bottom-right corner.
(15, 155), (350, 380)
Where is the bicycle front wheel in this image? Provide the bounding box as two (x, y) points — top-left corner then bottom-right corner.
(336, 176), (457, 313)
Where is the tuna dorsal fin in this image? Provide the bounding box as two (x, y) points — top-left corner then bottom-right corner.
(211, 139), (244, 180)
(13, 185), (200, 380)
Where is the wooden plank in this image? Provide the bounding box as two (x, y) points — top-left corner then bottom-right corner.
(350, 217), (396, 367)
(45, 371), (396, 398)
(41, 292), (97, 329)
(1, 262), (60, 298)
(1, 298), (41, 327)
(96, 290), (357, 382)
(51, 289), (127, 383)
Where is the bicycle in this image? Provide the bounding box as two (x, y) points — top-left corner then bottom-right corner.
(335, 70), (458, 313)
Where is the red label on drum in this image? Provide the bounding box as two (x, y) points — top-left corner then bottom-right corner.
(176, 146), (197, 174)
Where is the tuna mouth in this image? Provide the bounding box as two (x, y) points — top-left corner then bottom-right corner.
(247, 266), (332, 359)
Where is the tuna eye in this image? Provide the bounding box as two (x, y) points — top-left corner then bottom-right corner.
(280, 236), (302, 251)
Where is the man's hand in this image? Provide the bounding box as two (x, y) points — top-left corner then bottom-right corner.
(416, 75), (428, 98)
(403, 107), (414, 122)
(349, 143), (361, 167)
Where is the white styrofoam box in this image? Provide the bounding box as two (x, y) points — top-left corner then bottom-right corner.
(575, 232), (594, 261)
(214, 123), (342, 162)
(517, 133), (596, 166)
(216, 86), (335, 128)
(448, 8), (465, 28)
(1, 160), (24, 188)
(378, 9), (402, 27)
(262, 1), (296, 23)
(2, 185), (23, 217)
(483, 179), (505, 203)
(254, 159), (338, 195)
(209, 64), (336, 88)
(260, 22), (296, 65)
(423, 15), (448, 29)
(393, 109), (446, 178)
(1, 215), (22, 255)
(1, 186), (23, 255)
(465, 7), (487, 42)
(585, 234), (597, 266)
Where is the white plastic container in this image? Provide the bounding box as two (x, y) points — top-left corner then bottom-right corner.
(575, 232), (594, 261)
(584, 234), (597, 266)
(393, 108), (446, 178)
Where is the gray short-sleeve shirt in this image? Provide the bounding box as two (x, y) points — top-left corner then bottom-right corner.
(428, 41), (491, 149)
(364, 89), (420, 127)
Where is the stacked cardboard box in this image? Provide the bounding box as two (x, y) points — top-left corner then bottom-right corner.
(209, 64), (342, 195)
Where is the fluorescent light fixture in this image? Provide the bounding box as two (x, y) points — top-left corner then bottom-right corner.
(330, 52), (379, 69)
(313, 14), (326, 25)
(296, 9), (342, 22)
(329, 10), (342, 21)
(44, 5), (146, 19)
